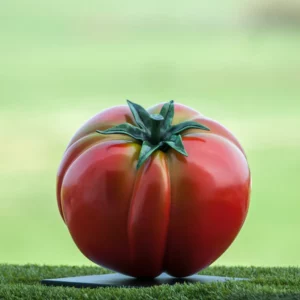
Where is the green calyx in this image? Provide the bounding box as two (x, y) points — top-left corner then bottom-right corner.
(96, 100), (210, 169)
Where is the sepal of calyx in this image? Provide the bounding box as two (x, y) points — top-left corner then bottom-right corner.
(97, 100), (210, 169)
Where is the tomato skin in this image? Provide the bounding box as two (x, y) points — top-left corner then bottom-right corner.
(57, 102), (251, 278)
(164, 134), (250, 277)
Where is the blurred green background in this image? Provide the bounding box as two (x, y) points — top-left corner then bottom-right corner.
(1, 0), (300, 267)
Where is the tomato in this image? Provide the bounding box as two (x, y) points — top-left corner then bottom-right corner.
(57, 100), (251, 278)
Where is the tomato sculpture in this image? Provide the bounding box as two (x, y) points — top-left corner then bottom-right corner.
(57, 100), (251, 278)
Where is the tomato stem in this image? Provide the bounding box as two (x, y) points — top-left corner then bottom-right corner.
(149, 114), (164, 145)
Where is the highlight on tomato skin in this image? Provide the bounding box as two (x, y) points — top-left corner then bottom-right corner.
(57, 100), (251, 278)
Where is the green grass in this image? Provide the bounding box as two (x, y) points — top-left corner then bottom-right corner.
(0, 264), (300, 300)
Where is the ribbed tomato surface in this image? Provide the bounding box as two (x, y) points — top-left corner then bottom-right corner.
(57, 102), (251, 278)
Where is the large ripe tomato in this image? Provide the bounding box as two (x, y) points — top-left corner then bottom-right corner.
(57, 100), (251, 278)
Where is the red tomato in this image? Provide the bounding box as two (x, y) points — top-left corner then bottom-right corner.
(57, 100), (251, 278)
